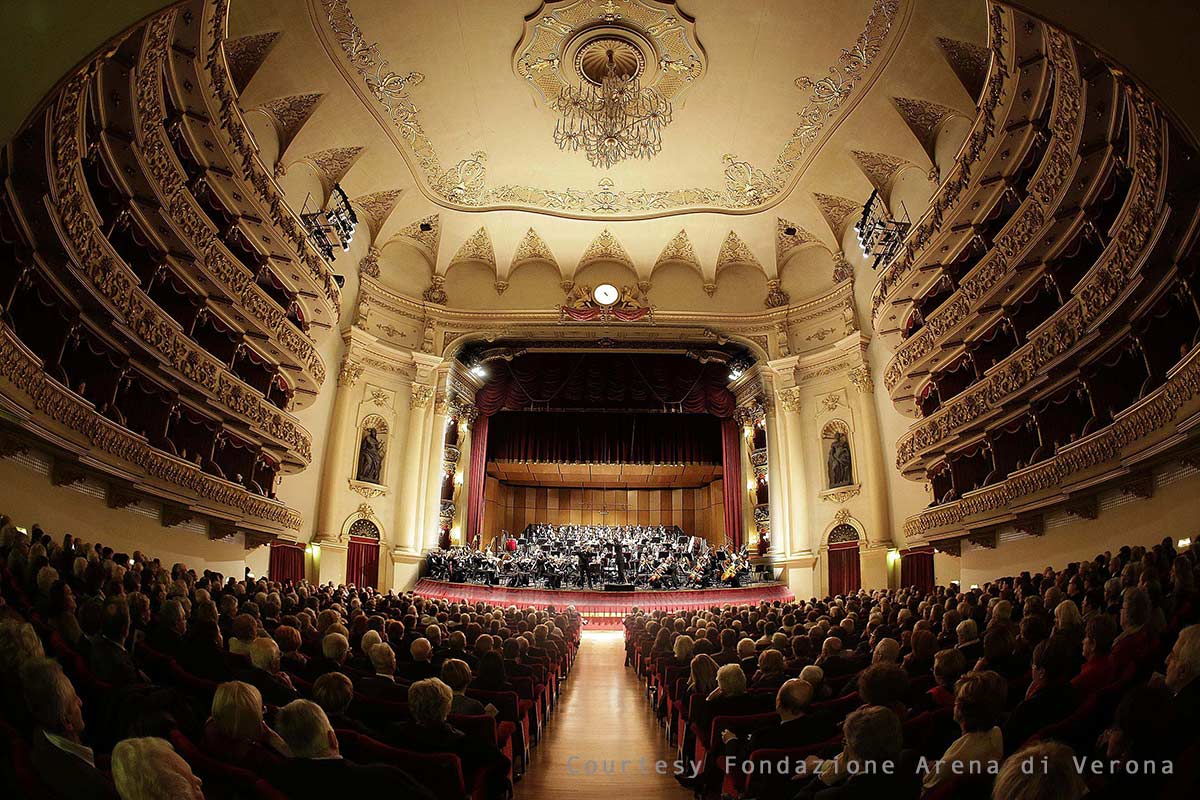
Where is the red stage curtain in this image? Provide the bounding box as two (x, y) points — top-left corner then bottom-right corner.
(474, 352), (736, 417)
(721, 418), (744, 548)
(901, 547), (935, 592)
(465, 414), (489, 544)
(487, 411), (721, 464)
(267, 542), (304, 583)
(346, 538), (380, 589)
(828, 543), (861, 596)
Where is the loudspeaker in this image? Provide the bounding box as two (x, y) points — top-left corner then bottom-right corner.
(604, 583), (635, 592)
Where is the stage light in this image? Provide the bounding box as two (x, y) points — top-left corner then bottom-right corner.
(454, 472), (464, 486)
(304, 545), (312, 555)
(470, 364), (487, 378)
(746, 479), (756, 493)
(1180, 537), (1192, 549)
(887, 548), (900, 565)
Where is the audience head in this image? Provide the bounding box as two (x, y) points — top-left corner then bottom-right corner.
(411, 636), (433, 662)
(689, 653), (719, 696)
(715, 663), (747, 697)
(857, 663), (909, 709)
(776, 678), (814, 719)
(1166, 624), (1200, 694)
(872, 637), (900, 665)
(312, 672), (354, 714)
(842, 705), (902, 768)
(211, 681), (265, 743)
(21, 657), (85, 738)
(274, 700), (338, 759)
(249, 636), (281, 673)
(993, 742), (1086, 800)
(953, 670), (1006, 732)
(408, 678), (454, 726)
(369, 642), (396, 676)
(111, 737), (204, 800)
(758, 648), (785, 675)
(799, 664), (824, 689)
(441, 658), (472, 692)
(1082, 614), (1117, 660)
(322, 632), (350, 664)
(933, 647), (967, 689)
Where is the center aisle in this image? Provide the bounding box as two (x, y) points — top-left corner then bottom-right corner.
(520, 630), (694, 799)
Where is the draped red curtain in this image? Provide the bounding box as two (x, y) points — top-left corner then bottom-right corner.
(267, 542), (304, 584)
(487, 411), (721, 464)
(828, 543), (861, 596)
(901, 547), (935, 592)
(346, 538), (380, 589)
(464, 414), (490, 545)
(721, 418), (744, 548)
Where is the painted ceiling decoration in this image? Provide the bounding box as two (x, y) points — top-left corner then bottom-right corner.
(936, 36), (991, 99)
(256, 92), (324, 158)
(450, 227), (497, 270)
(291, 146), (365, 202)
(579, 228), (635, 270)
(392, 215), (441, 267)
(350, 188), (403, 242)
(654, 228), (701, 273)
(715, 230), (762, 273)
(812, 192), (864, 239)
(893, 96), (963, 158)
(511, 228), (560, 271)
(850, 149), (923, 194)
(224, 30), (282, 93)
(315, 0), (906, 218)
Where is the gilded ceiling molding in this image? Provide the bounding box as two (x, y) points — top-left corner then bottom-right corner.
(653, 229), (701, 274)
(510, 228), (560, 272)
(937, 37), (991, 100)
(224, 31), (281, 93)
(256, 92), (324, 157)
(851, 149), (922, 194)
(776, 218), (819, 270)
(351, 189), (404, 241)
(812, 192), (862, 240)
(832, 252), (854, 283)
(449, 227), (497, 270)
(578, 228), (635, 270)
(716, 231), (763, 274)
(392, 214), (440, 267)
(359, 245), (380, 278)
(291, 146), (364, 198)
(313, 0), (906, 218)
(893, 96), (962, 156)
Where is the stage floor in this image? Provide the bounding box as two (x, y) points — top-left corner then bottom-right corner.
(412, 579), (795, 627)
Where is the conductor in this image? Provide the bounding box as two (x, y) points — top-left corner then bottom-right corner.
(614, 539), (627, 583)
(577, 547), (594, 588)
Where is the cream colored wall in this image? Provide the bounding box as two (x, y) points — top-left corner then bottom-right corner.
(379, 242), (433, 299)
(779, 248), (836, 304)
(0, 454), (270, 578)
(647, 262), (721, 310)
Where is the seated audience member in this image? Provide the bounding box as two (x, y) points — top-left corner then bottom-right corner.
(357, 642), (409, 702)
(714, 628), (739, 665)
(238, 636), (298, 707)
(922, 670), (1006, 790)
(688, 652), (720, 697)
(721, 678), (829, 756)
(736, 637), (758, 675)
(47, 581), (84, 648)
(500, 637), (534, 680)
(21, 657), (118, 799)
(441, 657), (488, 716)
(1002, 634), (1079, 753)
(202, 681), (288, 766)
(1164, 623), (1200, 732)
(0, 619), (46, 729)
(400, 637), (438, 681)
(796, 706), (916, 798)
(1088, 685), (1178, 798)
(751, 648), (788, 690)
(227, 613), (258, 657)
(301, 632), (350, 681)
(800, 664), (830, 701)
(311, 672), (373, 736)
(695, 663), (751, 741)
(993, 741), (1087, 800)
(90, 600), (147, 687)
(265, 699), (434, 799)
(928, 648), (966, 709)
(144, 599), (187, 658)
(110, 737), (204, 800)
(872, 637), (901, 666)
(178, 619), (226, 681)
(857, 663), (910, 717)
(955, 618), (983, 663)
(471, 650), (514, 693)
(275, 625), (308, 670)
(1072, 614), (1119, 695)
(1111, 586), (1154, 670)
(386, 679), (510, 796)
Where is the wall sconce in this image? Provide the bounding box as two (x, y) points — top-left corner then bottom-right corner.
(454, 471), (464, 486)
(886, 548), (900, 566)
(746, 479), (756, 493)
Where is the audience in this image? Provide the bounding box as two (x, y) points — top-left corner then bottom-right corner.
(110, 737), (205, 800)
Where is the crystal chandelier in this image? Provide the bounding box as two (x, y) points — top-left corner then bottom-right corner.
(552, 40), (672, 169)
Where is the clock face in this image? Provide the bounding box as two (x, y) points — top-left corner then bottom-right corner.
(593, 283), (619, 306)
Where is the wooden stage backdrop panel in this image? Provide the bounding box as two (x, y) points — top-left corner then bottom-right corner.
(480, 478), (725, 544)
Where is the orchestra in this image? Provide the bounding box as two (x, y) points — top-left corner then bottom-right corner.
(425, 523), (754, 590)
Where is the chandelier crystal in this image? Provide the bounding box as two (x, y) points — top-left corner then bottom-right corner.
(552, 44), (672, 169)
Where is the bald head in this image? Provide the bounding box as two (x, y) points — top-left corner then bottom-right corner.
(777, 678), (814, 719)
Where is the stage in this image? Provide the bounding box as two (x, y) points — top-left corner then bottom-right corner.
(412, 579), (795, 628)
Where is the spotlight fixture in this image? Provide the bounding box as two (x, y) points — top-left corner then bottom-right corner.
(854, 189), (910, 270)
(727, 356), (751, 381)
(300, 183), (358, 261)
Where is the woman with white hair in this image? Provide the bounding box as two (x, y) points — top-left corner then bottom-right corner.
(111, 738), (204, 800)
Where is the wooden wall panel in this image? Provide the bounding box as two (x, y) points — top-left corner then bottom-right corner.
(491, 483), (724, 539)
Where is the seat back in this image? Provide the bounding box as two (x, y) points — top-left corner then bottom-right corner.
(465, 689), (519, 724)
(334, 729), (466, 800)
(448, 713), (499, 747)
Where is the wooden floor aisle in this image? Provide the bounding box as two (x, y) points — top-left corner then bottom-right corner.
(519, 630), (695, 799)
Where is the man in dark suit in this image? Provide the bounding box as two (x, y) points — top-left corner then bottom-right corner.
(89, 600), (147, 687)
(501, 637), (534, 680)
(356, 642), (409, 702)
(238, 637), (299, 708)
(21, 657), (119, 800)
(398, 637), (438, 681)
(266, 700), (434, 799)
(721, 678), (834, 759)
(178, 619), (228, 681)
(299, 632), (350, 683)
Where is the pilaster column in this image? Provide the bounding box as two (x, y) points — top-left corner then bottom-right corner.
(849, 363), (892, 545)
(314, 353), (363, 542)
(764, 397), (789, 559)
(777, 386), (811, 558)
(420, 384), (451, 550)
(397, 380), (434, 552)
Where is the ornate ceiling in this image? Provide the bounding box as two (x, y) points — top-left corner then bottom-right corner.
(230, 0), (987, 291)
